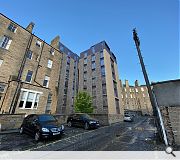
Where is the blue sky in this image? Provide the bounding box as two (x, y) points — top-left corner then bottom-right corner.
(0, 0), (179, 85)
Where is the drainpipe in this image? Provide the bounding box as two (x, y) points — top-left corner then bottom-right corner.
(0, 82), (9, 113)
(33, 40), (45, 86)
(9, 33), (34, 114)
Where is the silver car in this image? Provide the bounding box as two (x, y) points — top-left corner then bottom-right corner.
(124, 115), (133, 122)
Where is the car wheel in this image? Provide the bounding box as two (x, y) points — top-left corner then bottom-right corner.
(67, 121), (72, 127)
(35, 132), (40, 142)
(19, 127), (24, 134)
(84, 122), (89, 130)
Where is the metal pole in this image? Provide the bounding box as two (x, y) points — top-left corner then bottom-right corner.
(132, 28), (168, 146)
(133, 28), (156, 116)
(152, 91), (168, 146)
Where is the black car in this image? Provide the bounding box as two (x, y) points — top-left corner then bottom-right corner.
(67, 113), (100, 130)
(20, 114), (64, 141)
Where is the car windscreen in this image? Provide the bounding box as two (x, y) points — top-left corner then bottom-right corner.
(38, 115), (56, 122)
(81, 114), (92, 119)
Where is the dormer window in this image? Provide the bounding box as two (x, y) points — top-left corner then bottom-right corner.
(36, 40), (42, 47)
(8, 23), (17, 33)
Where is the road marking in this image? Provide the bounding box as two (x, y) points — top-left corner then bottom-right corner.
(27, 125), (110, 151)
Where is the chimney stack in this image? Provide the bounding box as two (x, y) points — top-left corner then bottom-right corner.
(135, 80), (139, 86)
(125, 80), (129, 88)
(51, 36), (60, 49)
(119, 79), (123, 88)
(26, 22), (35, 32)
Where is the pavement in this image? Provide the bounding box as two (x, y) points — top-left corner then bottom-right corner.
(0, 129), (19, 135)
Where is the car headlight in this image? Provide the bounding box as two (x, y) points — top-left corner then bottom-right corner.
(89, 121), (95, 124)
(42, 128), (49, 132)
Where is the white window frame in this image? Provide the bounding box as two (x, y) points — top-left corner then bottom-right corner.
(19, 88), (42, 110)
(27, 50), (33, 60)
(135, 88), (138, 92)
(0, 59), (3, 67)
(43, 76), (50, 87)
(36, 40), (42, 47)
(47, 59), (53, 68)
(50, 48), (55, 55)
(8, 23), (17, 33)
(0, 35), (12, 50)
(25, 70), (33, 83)
(141, 87), (144, 92)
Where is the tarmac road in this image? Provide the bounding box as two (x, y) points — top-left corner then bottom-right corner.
(0, 115), (165, 151)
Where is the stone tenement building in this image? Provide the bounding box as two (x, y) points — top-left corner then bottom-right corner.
(0, 13), (124, 122)
(79, 42), (123, 116)
(120, 80), (152, 115)
(0, 13), (76, 114)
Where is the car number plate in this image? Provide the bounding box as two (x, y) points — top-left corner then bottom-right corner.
(53, 132), (60, 135)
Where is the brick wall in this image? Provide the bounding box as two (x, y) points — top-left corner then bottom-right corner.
(0, 114), (25, 131)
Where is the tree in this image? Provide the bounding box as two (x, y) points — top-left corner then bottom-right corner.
(74, 91), (93, 113)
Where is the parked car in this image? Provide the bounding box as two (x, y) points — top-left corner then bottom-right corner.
(124, 115), (133, 122)
(19, 114), (64, 141)
(67, 113), (100, 130)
